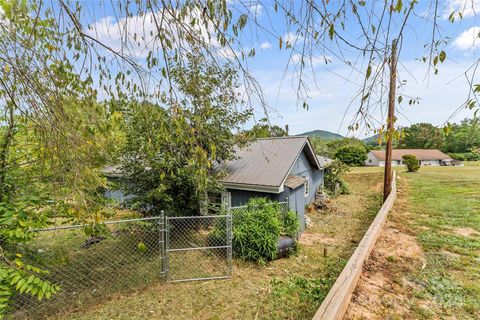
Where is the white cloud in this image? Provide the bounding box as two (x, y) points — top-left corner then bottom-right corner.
(283, 32), (303, 45)
(86, 9), (220, 59)
(260, 41), (272, 49)
(443, 0), (480, 19)
(248, 4), (263, 17)
(452, 26), (480, 50)
(291, 53), (332, 66)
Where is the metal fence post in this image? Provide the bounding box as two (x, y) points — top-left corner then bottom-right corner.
(159, 210), (166, 279)
(165, 213), (170, 281)
(226, 199), (233, 277)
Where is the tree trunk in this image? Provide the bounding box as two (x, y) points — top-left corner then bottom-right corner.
(383, 39), (398, 202)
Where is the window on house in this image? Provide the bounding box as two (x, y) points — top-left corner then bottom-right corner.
(304, 177), (309, 197)
(368, 159), (372, 163)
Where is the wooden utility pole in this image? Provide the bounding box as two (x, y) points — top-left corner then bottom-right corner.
(383, 39), (398, 202)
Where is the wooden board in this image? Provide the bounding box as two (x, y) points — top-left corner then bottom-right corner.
(312, 171), (397, 320)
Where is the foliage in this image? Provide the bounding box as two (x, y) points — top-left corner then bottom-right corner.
(310, 137), (368, 162)
(122, 52), (251, 215)
(447, 152), (480, 161)
(402, 155), (420, 172)
(231, 198), (298, 264)
(334, 145), (367, 166)
(243, 118), (288, 139)
(443, 119), (480, 153)
(324, 160), (350, 196)
(0, 1), (123, 314)
(210, 198), (299, 265)
(398, 123), (445, 150)
(0, 197), (60, 318)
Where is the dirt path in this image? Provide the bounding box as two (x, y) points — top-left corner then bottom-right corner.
(344, 174), (433, 320)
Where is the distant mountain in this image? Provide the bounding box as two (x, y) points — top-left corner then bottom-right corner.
(297, 130), (344, 140)
(362, 134), (383, 145)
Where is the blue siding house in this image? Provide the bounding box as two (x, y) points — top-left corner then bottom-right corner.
(220, 137), (331, 233)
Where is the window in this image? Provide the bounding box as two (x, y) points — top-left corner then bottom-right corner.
(368, 159), (372, 163)
(304, 177), (309, 197)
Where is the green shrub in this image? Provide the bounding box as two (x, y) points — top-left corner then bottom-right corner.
(210, 198), (299, 264)
(447, 152), (480, 161)
(324, 160), (350, 196)
(334, 145), (367, 166)
(402, 154), (420, 172)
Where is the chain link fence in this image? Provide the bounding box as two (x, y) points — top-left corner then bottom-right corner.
(8, 210), (234, 319)
(10, 216), (166, 319)
(7, 199), (289, 318)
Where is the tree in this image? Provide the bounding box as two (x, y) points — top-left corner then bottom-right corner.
(398, 123), (445, 150)
(402, 154), (420, 172)
(334, 145), (367, 166)
(122, 52), (251, 215)
(244, 118), (288, 139)
(0, 1), (123, 313)
(443, 118), (480, 153)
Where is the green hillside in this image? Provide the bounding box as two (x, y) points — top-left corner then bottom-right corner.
(297, 130), (343, 140)
(362, 134), (384, 145)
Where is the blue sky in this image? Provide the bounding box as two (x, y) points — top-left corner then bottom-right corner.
(78, 0), (480, 137)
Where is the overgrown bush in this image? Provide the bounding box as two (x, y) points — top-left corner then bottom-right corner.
(447, 152), (480, 161)
(334, 145), (367, 166)
(324, 160), (350, 196)
(210, 198), (299, 264)
(402, 154), (420, 172)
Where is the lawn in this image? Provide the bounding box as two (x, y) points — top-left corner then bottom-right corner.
(346, 164), (480, 319)
(46, 171), (383, 320)
(407, 166), (480, 319)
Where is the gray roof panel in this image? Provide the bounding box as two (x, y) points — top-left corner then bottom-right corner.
(220, 137), (316, 188)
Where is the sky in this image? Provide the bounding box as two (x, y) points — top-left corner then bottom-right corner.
(75, 0), (480, 138)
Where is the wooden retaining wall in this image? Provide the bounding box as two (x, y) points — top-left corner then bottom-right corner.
(313, 171), (397, 320)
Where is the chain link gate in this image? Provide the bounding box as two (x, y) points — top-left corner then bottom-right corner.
(163, 214), (232, 282)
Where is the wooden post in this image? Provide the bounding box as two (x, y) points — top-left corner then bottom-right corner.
(383, 39), (398, 202)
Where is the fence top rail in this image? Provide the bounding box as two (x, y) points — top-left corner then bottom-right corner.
(32, 216), (162, 232)
(167, 214), (230, 220)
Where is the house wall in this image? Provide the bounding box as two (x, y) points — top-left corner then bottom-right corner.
(419, 160), (440, 166)
(227, 189), (279, 207)
(285, 152), (324, 233)
(365, 152), (443, 167)
(365, 152), (380, 166)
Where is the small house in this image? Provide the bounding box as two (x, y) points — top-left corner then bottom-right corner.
(365, 149), (455, 167)
(220, 137), (331, 233)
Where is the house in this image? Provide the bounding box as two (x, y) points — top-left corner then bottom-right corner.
(365, 149), (455, 167)
(220, 136), (331, 233)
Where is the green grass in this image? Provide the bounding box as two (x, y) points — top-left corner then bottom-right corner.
(406, 166), (480, 319)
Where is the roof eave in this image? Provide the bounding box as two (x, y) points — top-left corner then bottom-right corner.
(222, 182), (283, 194)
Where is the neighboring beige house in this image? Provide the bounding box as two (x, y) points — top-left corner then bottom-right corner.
(365, 149), (457, 167)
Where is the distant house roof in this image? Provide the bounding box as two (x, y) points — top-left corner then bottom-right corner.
(369, 149), (452, 161)
(220, 136), (321, 193)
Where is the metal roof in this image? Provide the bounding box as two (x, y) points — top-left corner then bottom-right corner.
(369, 149), (452, 161)
(284, 174), (306, 189)
(317, 155), (333, 168)
(220, 137), (320, 192)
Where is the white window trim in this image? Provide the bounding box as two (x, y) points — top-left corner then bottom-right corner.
(304, 177), (309, 198)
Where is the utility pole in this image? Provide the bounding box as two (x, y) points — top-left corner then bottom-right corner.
(383, 39), (398, 202)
